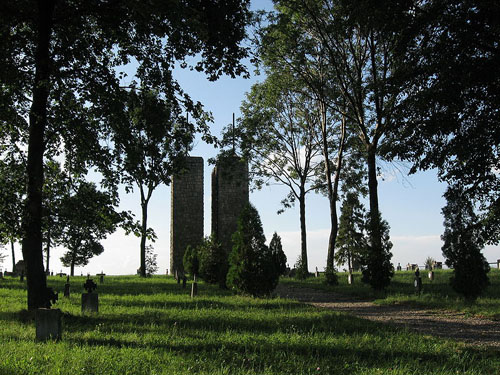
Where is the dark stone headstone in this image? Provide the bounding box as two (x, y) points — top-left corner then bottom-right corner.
(64, 283), (70, 298)
(414, 268), (422, 295)
(497, 259), (500, 269)
(396, 263), (402, 272)
(36, 308), (62, 341)
(81, 293), (99, 313)
(182, 276), (187, 289)
(97, 273), (105, 284)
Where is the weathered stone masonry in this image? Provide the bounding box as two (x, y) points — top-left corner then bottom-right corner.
(170, 157), (204, 274)
(211, 156), (249, 255)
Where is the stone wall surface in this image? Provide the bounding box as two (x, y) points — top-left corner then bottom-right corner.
(211, 156), (249, 255)
(170, 157), (204, 274)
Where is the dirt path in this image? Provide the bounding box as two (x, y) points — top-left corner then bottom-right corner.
(275, 284), (500, 349)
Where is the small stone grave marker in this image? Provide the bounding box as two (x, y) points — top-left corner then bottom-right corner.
(81, 276), (98, 313)
(414, 268), (422, 295)
(396, 263), (402, 271)
(97, 271), (105, 284)
(191, 275), (198, 298)
(348, 272), (354, 285)
(64, 276), (70, 297)
(314, 267), (319, 278)
(36, 308), (62, 341)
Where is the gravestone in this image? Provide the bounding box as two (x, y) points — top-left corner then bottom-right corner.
(396, 263), (402, 271)
(414, 268), (422, 295)
(497, 259), (500, 269)
(97, 272), (105, 284)
(428, 270), (434, 281)
(81, 276), (98, 313)
(211, 155), (249, 255)
(191, 275), (198, 298)
(36, 308), (62, 341)
(182, 275), (187, 289)
(170, 157), (204, 276)
(348, 272), (354, 285)
(315, 267), (319, 278)
(434, 262), (443, 269)
(64, 276), (70, 297)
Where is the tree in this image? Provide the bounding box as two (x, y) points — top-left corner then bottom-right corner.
(269, 232), (287, 277)
(227, 203), (279, 296)
(228, 73), (322, 275)
(144, 245), (159, 277)
(183, 245), (200, 278)
(58, 181), (123, 276)
(271, 0), (404, 289)
(256, 6), (349, 280)
(389, 0), (500, 246)
(360, 213), (394, 290)
(0, 156), (24, 273)
(441, 186), (490, 301)
(41, 160), (68, 274)
(335, 191), (366, 272)
(113, 88), (208, 277)
(1, 0), (250, 309)
(198, 235), (228, 288)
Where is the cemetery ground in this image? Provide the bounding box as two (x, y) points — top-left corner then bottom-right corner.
(0, 272), (498, 375)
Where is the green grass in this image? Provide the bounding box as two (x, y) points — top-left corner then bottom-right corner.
(0, 275), (498, 375)
(281, 268), (500, 319)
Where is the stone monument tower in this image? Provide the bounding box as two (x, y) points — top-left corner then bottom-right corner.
(211, 155), (249, 255)
(170, 157), (204, 275)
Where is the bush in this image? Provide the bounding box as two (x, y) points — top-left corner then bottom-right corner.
(294, 255), (309, 280)
(183, 245), (199, 277)
(227, 203), (279, 297)
(198, 235), (228, 288)
(269, 232), (287, 276)
(360, 214), (394, 290)
(324, 265), (338, 286)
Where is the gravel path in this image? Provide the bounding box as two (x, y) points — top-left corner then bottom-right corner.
(276, 284), (500, 349)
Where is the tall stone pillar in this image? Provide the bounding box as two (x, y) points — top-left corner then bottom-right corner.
(170, 157), (204, 275)
(211, 155), (249, 255)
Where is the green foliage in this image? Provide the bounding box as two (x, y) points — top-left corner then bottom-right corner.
(198, 235), (228, 288)
(389, 0), (500, 245)
(425, 257), (436, 270)
(293, 255), (309, 280)
(144, 245), (158, 276)
(183, 245), (199, 277)
(324, 265), (339, 286)
(227, 204), (279, 296)
(441, 186), (490, 301)
(58, 181), (123, 275)
(335, 191), (366, 271)
(361, 214), (394, 290)
(269, 232), (287, 276)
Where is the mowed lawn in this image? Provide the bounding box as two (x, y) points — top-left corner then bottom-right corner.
(0, 274), (498, 375)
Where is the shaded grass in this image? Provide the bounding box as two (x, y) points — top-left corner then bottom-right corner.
(281, 269), (500, 319)
(0, 275), (498, 374)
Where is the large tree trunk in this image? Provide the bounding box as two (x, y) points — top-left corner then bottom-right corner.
(323, 105), (346, 271)
(140, 196), (148, 278)
(22, 0), (55, 310)
(366, 145), (382, 250)
(11, 240), (16, 273)
(298, 185), (308, 272)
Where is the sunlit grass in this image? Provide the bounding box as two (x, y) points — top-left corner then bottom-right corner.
(0, 275), (498, 374)
(281, 268), (500, 319)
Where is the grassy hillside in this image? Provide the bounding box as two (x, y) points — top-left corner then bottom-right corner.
(0, 275), (498, 375)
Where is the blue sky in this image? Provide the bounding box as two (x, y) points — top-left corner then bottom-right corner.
(1, 0), (498, 275)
